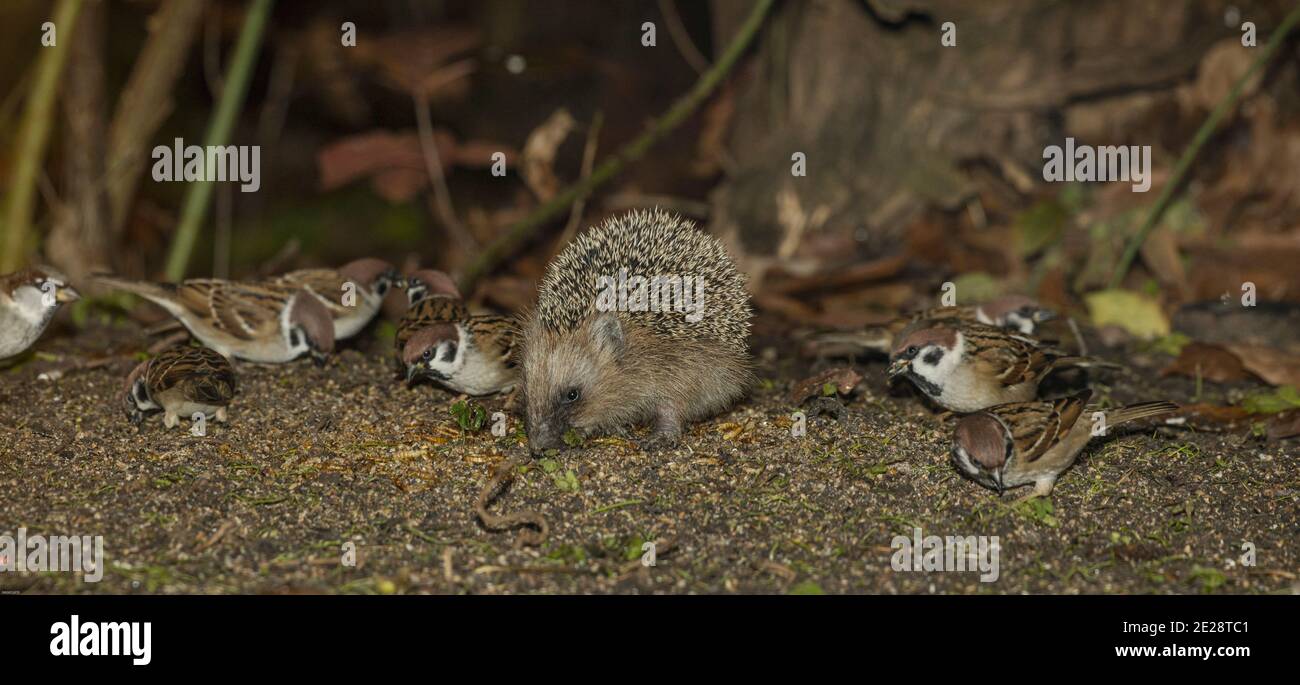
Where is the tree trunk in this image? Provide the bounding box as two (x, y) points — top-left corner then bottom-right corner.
(708, 0), (1227, 286)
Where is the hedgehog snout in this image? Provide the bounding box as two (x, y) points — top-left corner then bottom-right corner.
(527, 419), (565, 454)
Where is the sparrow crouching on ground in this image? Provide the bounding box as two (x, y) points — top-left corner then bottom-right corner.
(887, 321), (1115, 413)
(273, 258), (401, 339)
(806, 295), (1055, 358)
(951, 390), (1178, 498)
(93, 275), (335, 364)
(123, 345), (238, 429)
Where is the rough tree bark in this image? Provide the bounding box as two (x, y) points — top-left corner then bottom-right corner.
(707, 0), (1232, 285)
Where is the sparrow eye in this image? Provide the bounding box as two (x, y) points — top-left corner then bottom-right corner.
(906, 345), (919, 357)
(562, 388), (580, 404)
(422, 348), (434, 361)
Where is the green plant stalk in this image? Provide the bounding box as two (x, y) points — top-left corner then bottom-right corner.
(458, 0), (777, 292)
(1109, 5), (1300, 289)
(164, 0), (275, 280)
(0, 0), (84, 272)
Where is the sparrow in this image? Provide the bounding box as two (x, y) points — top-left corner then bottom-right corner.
(403, 314), (520, 395)
(393, 270), (519, 395)
(123, 344), (237, 428)
(271, 258), (401, 339)
(93, 275), (335, 364)
(951, 390), (1178, 498)
(807, 295), (1055, 358)
(394, 269), (469, 354)
(887, 320), (1116, 413)
(0, 267), (80, 359)
(403, 268), (461, 306)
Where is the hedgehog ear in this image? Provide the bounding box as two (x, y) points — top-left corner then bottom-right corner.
(591, 312), (625, 358)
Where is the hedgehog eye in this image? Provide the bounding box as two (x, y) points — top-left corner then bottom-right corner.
(562, 388), (580, 404)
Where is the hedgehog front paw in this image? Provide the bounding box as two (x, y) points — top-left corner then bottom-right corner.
(641, 409), (683, 451)
(641, 429), (681, 451)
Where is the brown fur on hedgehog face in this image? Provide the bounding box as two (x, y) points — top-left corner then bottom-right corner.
(524, 312), (629, 451)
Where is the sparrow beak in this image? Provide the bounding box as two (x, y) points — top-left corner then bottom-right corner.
(993, 471), (1004, 496)
(55, 285), (80, 304)
(1032, 308), (1056, 323)
(887, 358), (910, 379)
(311, 351), (328, 367)
(405, 364), (420, 386)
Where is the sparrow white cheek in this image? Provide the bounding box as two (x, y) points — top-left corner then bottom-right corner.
(1005, 312), (1034, 334)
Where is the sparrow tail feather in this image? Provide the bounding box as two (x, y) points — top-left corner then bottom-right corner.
(1106, 401), (1179, 426)
(808, 329), (892, 353)
(91, 275), (178, 301)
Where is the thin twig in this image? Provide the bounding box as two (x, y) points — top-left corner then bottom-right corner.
(413, 86), (477, 252)
(0, 0), (84, 272)
(475, 457), (548, 548)
(658, 0), (710, 74)
(106, 0), (207, 239)
(164, 0), (274, 280)
(554, 111), (604, 252)
(458, 0), (775, 292)
(1108, 5), (1300, 288)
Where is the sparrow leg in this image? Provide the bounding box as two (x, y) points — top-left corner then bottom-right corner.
(164, 411), (179, 429)
(502, 388), (521, 412)
(1014, 477), (1057, 502)
(215, 407), (228, 423)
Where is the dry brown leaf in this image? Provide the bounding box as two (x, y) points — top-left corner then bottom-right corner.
(788, 367), (863, 405)
(764, 254), (908, 295)
(1225, 344), (1300, 388)
(352, 26), (482, 96)
(1160, 342), (1249, 383)
(1176, 403), (1252, 426)
(1267, 411), (1300, 442)
(1163, 342), (1300, 388)
(318, 129), (517, 201)
(520, 109), (577, 202)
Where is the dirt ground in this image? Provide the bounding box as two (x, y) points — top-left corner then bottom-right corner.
(1, 318), (1296, 595)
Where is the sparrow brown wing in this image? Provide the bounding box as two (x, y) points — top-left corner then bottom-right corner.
(274, 269), (349, 316)
(908, 305), (979, 326)
(889, 305), (976, 341)
(147, 345), (236, 403)
(144, 346), (191, 394)
(961, 323), (1057, 387)
(989, 390), (1091, 463)
(467, 314), (519, 368)
(202, 281), (295, 341)
(185, 347), (237, 403)
(395, 296), (470, 352)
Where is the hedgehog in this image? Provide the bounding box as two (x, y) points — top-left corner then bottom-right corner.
(523, 209), (752, 452)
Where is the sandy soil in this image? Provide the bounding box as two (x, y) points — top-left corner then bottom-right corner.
(1, 319), (1296, 594)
